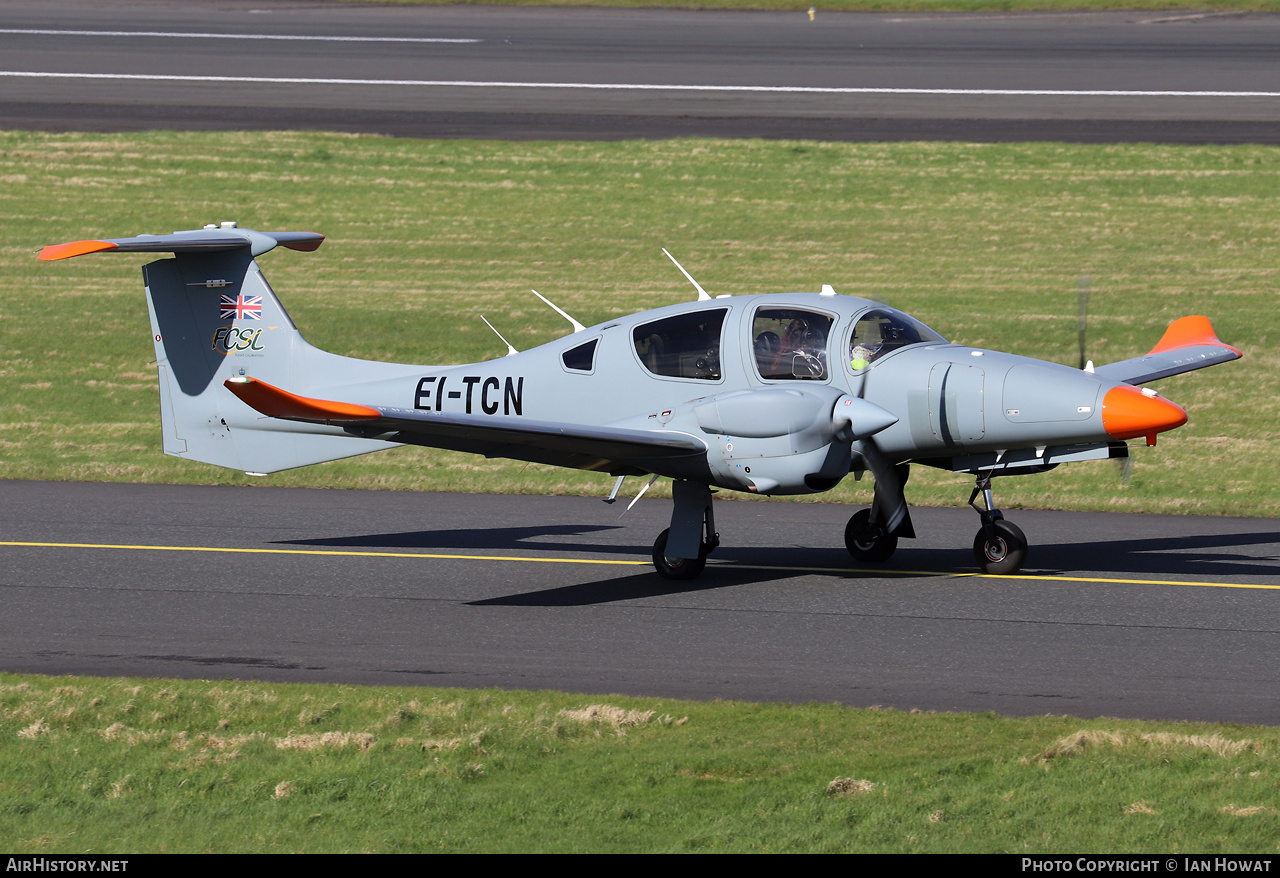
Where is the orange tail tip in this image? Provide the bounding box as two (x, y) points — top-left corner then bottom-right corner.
(224, 376), (380, 422)
(1148, 315), (1241, 357)
(1102, 385), (1187, 442)
(38, 240), (118, 261)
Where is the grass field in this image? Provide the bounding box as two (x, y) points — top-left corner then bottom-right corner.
(5, 131), (1277, 516)
(3, 671), (1280, 853)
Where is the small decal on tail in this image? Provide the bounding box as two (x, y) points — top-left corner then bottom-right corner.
(220, 295), (262, 320)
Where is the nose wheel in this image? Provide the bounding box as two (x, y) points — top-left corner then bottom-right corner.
(969, 475), (1027, 575)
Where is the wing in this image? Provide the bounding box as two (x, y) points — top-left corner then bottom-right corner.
(1092, 315), (1241, 385)
(224, 376), (708, 475)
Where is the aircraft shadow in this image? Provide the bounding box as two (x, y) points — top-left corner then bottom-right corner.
(278, 523), (636, 556)
(278, 523), (1280, 607)
(469, 563), (813, 607)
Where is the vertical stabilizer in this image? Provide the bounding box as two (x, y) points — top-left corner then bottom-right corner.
(41, 226), (403, 473)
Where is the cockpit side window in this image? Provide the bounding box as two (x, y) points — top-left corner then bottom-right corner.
(752, 307), (833, 381)
(633, 309), (726, 380)
(848, 308), (946, 371)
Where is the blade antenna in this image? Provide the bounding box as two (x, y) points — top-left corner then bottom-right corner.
(619, 474), (660, 518)
(1077, 274), (1091, 371)
(480, 315), (519, 357)
(531, 289), (585, 333)
(662, 248), (711, 301)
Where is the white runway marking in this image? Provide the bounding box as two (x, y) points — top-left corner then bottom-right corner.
(0, 29), (479, 44)
(2, 70), (1277, 97)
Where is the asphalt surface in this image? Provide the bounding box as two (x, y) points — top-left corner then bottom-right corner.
(5, 3), (1280, 723)
(3, 480), (1279, 723)
(1, 1), (1279, 142)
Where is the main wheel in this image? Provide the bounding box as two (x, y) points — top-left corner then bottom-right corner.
(652, 528), (708, 580)
(972, 520), (1027, 575)
(844, 508), (898, 563)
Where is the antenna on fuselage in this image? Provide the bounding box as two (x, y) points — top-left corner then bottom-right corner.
(480, 315), (519, 357)
(531, 289), (585, 333)
(662, 248), (711, 301)
(619, 474), (660, 518)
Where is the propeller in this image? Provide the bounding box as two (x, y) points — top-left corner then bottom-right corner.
(1077, 274), (1091, 371)
(1076, 274), (1133, 486)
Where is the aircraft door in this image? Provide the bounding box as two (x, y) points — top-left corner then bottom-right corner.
(928, 363), (986, 444)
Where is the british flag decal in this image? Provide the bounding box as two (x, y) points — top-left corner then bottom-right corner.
(220, 294), (263, 320)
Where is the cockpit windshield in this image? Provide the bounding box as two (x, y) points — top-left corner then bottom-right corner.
(848, 308), (946, 371)
(752, 307), (833, 381)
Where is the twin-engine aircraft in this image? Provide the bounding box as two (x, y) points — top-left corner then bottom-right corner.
(40, 224), (1241, 579)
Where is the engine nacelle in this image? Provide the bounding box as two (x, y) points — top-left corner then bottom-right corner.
(683, 386), (897, 495)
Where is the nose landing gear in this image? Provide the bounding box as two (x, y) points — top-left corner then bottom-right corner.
(969, 475), (1027, 575)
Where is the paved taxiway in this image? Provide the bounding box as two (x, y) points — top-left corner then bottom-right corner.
(3, 481), (1278, 724)
(2, 1), (1279, 141)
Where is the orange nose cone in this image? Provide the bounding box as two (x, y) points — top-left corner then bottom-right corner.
(1102, 385), (1187, 441)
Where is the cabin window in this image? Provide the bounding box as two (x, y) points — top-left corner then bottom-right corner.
(633, 309), (726, 380)
(562, 338), (598, 372)
(752, 307), (833, 380)
(848, 308), (946, 371)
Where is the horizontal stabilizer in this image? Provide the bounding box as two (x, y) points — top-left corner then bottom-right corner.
(39, 226), (324, 261)
(1093, 315), (1241, 385)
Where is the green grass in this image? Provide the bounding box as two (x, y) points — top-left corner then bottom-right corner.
(3, 671), (1279, 852)
(4, 131), (1278, 515)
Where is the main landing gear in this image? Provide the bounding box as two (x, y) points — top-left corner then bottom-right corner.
(968, 475), (1027, 575)
(842, 471), (1028, 575)
(844, 508), (897, 563)
(652, 481), (720, 580)
(652, 522), (719, 580)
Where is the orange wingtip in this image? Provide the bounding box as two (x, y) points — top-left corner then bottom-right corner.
(38, 240), (118, 261)
(1147, 315), (1241, 357)
(224, 376), (381, 422)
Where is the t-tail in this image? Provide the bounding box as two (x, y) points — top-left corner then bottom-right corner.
(40, 223), (422, 474)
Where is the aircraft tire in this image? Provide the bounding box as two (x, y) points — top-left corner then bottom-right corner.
(844, 508), (897, 563)
(973, 520), (1027, 575)
(652, 528), (708, 580)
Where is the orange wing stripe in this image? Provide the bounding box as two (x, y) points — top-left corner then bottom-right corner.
(224, 377), (381, 422)
(38, 240), (118, 261)
(1147, 315), (1241, 356)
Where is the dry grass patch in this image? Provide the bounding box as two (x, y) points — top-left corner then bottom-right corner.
(274, 731), (376, 752)
(559, 704), (656, 732)
(1220, 804), (1278, 817)
(827, 777), (876, 796)
(1029, 729), (1261, 763)
(16, 720), (48, 739)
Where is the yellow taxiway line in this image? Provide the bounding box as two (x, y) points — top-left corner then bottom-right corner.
(2, 540), (1277, 591)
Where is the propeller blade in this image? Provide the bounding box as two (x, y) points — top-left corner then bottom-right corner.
(1077, 274), (1091, 371)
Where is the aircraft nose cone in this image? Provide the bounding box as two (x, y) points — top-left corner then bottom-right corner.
(1101, 385), (1187, 441)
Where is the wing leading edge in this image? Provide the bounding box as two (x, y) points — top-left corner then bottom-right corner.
(224, 376), (708, 475)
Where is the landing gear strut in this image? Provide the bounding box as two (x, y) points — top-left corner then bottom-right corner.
(652, 481), (720, 580)
(968, 475), (1027, 575)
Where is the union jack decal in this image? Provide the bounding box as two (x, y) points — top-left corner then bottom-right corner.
(220, 295), (263, 320)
